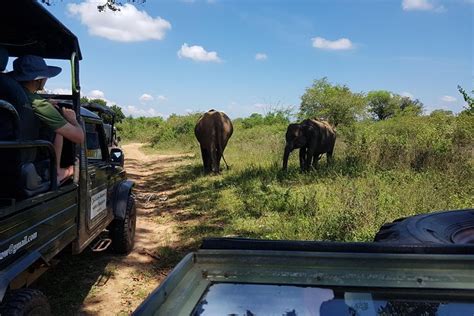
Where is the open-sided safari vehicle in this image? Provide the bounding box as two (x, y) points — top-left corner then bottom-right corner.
(82, 101), (121, 152)
(0, 1), (135, 313)
(135, 209), (474, 315)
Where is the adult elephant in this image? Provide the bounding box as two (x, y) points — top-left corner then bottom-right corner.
(282, 119), (336, 171)
(195, 109), (233, 173)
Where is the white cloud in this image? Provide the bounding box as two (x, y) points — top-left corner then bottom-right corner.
(401, 91), (414, 99)
(46, 88), (72, 95)
(441, 95), (457, 102)
(85, 90), (119, 106)
(158, 95), (167, 101)
(123, 105), (162, 117)
(89, 89), (106, 99)
(139, 93), (154, 102)
(185, 108), (193, 113)
(311, 37), (354, 50)
(177, 43), (221, 62)
(402, 0), (445, 12)
(255, 53), (268, 61)
(68, 0), (171, 42)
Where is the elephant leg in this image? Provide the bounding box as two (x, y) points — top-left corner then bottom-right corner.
(327, 150), (334, 164)
(299, 147), (306, 171)
(201, 146), (211, 173)
(216, 149), (222, 173)
(312, 153), (319, 169)
(210, 146), (219, 173)
(305, 146), (316, 171)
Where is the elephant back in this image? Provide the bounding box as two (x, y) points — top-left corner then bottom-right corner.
(194, 110), (233, 143)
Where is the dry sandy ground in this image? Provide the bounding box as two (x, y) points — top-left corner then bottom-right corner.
(37, 143), (196, 315)
(81, 143), (191, 315)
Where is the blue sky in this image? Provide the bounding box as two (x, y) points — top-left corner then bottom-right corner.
(29, 0), (473, 118)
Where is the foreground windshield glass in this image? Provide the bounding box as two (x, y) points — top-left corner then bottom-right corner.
(192, 283), (472, 316)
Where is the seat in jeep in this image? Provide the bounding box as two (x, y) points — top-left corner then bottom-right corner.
(0, 52), (52, 199)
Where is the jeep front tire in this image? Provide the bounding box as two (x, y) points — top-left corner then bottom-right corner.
(0, 289), (51, 316)
(111, 193), (136, 254)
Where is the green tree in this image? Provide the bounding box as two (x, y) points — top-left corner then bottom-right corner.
(299, 78), (366, 127)
(457, 85), (474, 114)
(396, 96), (424, 117)
(81, 97), (125, 123)
(430, 109), (453, 117)
(366, 91), (423, 120)
(366, 90), (398, 120)
(41, 0), (145, 12)
(109, 104), (125, 123)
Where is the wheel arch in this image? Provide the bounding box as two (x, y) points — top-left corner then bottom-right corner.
(112, 180), (134, 221)
(0, 251), (42, 303)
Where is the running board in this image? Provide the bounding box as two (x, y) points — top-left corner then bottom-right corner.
(91, 238), (112, 252)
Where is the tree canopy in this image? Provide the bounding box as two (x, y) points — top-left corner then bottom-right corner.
(366, 90), (423, 120)
(299, 78), (366, 127)
(80, 97), (125, 123)
(41, 0), (145, 11)
(457, 85), (474, 115)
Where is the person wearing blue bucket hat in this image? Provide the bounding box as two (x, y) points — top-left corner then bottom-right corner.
(10, 55), (84, 183)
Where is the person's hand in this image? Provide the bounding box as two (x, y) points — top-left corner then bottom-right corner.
(48, 99), (60, 109)
(63, 108), (78, 124)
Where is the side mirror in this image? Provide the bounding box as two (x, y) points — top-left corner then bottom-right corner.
(110, 148), (124, 167)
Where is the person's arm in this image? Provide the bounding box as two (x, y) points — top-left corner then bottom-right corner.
(32, 97), (84, 144)
(56, 108), (84, 144)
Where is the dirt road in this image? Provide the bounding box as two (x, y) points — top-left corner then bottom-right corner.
(37, 143), (197, 315)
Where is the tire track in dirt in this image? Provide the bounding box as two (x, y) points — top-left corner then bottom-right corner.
(80, 143), (196, 315)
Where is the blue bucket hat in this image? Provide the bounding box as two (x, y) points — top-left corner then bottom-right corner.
(10, 55), (61, 81)
(0, 46), (8, 71)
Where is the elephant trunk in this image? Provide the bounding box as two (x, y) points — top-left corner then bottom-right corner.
(282, 143), (293, 171)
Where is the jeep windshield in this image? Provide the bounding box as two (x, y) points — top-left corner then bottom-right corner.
(194, 283), (471, 316)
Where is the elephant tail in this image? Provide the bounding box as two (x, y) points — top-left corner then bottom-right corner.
(215, 120), (230, 170)
(222, 153), (230, 170)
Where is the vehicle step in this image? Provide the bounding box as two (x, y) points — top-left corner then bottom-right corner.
(90, 238), (112, 252)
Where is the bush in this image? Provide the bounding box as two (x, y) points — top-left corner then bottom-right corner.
(340, 115), (473, 171)
(117, 116), (164, 142)
(235, 111), (290, 129)
(151, 113), (202, 150)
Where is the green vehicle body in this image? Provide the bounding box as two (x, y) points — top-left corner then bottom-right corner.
(0, 0), (134, 305)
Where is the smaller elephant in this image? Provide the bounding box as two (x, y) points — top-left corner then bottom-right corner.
(195, 109), (233, 173)
(282, 119), (336, 171)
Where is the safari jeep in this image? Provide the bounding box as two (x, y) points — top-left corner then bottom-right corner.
(0, 1), (136, 314)
(135, 231), (474, 315)
(134, 209), (474, 316)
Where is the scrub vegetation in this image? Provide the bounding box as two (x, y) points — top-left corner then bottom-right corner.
(116, 79), (474, 242)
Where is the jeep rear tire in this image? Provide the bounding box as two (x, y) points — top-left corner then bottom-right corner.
(374, 209), (474, 244)
(111, 193), (136, 254)
(0, 289), (51, 316)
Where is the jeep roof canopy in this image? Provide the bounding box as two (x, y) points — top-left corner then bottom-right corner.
(0, 0), (82, 60)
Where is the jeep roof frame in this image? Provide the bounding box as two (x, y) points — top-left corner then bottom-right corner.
(1, 0), (82, 113)
(0, 0), (82, 60)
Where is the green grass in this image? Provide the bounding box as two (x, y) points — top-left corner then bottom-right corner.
(122, 113), (474, 243)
